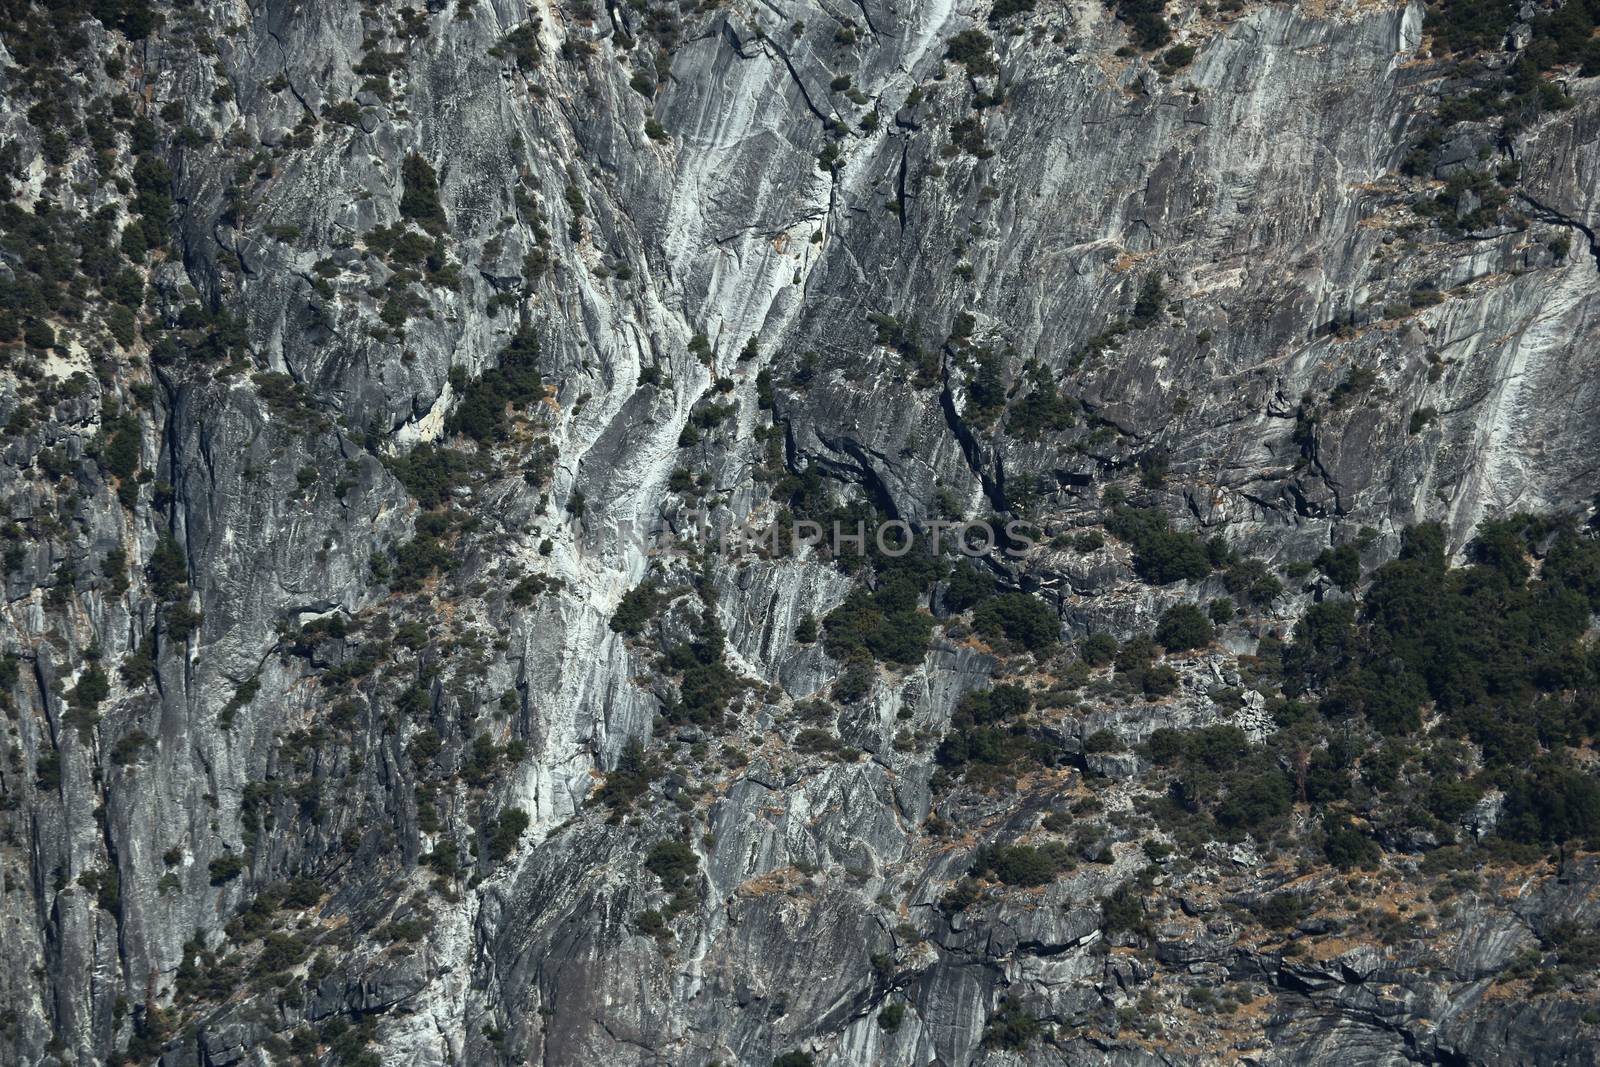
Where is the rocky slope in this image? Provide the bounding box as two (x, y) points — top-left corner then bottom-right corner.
(1, 0), (1599, 1064)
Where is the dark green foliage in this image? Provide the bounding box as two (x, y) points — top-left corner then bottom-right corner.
(964, 346), (1006, 421)
(1084, 729), (1124, 753)
(448, 328), (545, 442)
(1102, 884), (1147, 933)
(407, 728), (443, 771)
(36, 751), (61, 790)
(989, 0), (1035, 19)
(877, 1002), (906, 1031)
(121, 634), (155, 688)
(385, 443), (481, 508)
(104, 418), (139, 480)
(563, 182), (587, 224)
(1154, 603), (1213, 651)
(208, 854), (245, 885)
(1115, 634), (1158, 673)
(251, 373), (325, 432)
(1428, 0), (1516, 55)
(146, 534), (188, 600)
(1106, 0), (1171, 50)
(1251, 893), (1307, 930)
(1429, 0), (1600, 77)
(824, 587), (933, 665)
(1215, 770), (1291, 830)
(1412, 169), (1511, 234)
(483, 807), (529, 862)
(1224, 557), (1283, 606)
(147, 303), (246, 365)
(254, 932), (308, 976)
(1130, 273), (1165, 326)
(973, 592), (1058, 651)
(1500, 759), (1600, 844)
(76, 866), (120, 914)
(943, 562), (996, 613)
(379, 513), (461, 592)
(596, 737), (659, 816)
(832, 655), (875, 703)
(492, 22), (543, 70)
(110, 729), (151, 766)
(795, 724), (856, 760)
(867, 311), (938, 385)
(92, 0), (161, 39)
(635, 908), (667, 938)
(679, 396), (737, 445)
(936, 684), (1039, 778)
(945, 29), (998, 76)
(1314, 543), (1362, 590)
(981, 997), (1044, 1050)
(1286, 518), (1600, 757)
(1323, 815), (1380, 868)
(282, 876), (324, 908)
(399, 154), (448, 234)
(645, 839), (698, 892)
(1141, 664), (1180, 697)
(662, 607), (741, 726)
(794, 613), (818, 644)
(1080, 632), (1118, 667)
(1006, 360), (1077, 440)
(1324, 369), (1376, 415)
(1146, 724), (1290, 833)
(772, 1054), (815, 1067)
(971, 841), (1071, 886)
(68, 664), (109, 712)
(1107, 507), (1210, 584)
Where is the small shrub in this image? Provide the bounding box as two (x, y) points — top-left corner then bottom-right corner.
(208, 854), (245, 885)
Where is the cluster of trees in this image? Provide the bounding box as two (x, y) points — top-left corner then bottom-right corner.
(950, 515), (1600, 903)
(384, 443), (482, 509)
(661, 604), (742, 726)
(611, 578), (668, 637)
(817, 518), (941, 663)
(1115, 515), (1600, 863)
(935, 684), (1043, 782)
(1106, 505), (1211, 584)
(644, 839), (700, 917)
(1106, 0), (1171, 50)
(1005, 360), (1078, 441)
(448, 328), (546, 444)
(973, 592), (1059, 651)
(1431, 0), (1600, 75)
(1404, 0), (1600, 228)
(398, 154), (448, 235)
(611, 572), (743, 726)
(379, 511), (460, 592)
(1148, 724), (1292, 835)
(969, 840), (1073, 886)
(1280, 518), (1600, 846)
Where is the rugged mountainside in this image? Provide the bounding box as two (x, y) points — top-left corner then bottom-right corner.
(2, 0), (1600, 1064)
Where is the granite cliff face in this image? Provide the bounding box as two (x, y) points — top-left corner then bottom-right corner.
(2, 0), (1600, 1064)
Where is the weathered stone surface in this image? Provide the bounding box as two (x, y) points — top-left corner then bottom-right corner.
(2, 1), (1600, 1065)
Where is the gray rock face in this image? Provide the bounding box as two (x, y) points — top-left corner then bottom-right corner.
(2, 1), (1600, 1065)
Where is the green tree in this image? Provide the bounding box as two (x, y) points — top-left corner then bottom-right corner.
(399, 153), (448, 233)
(1154, 603), (1213, 651)
(973, 592), (1057, 651)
